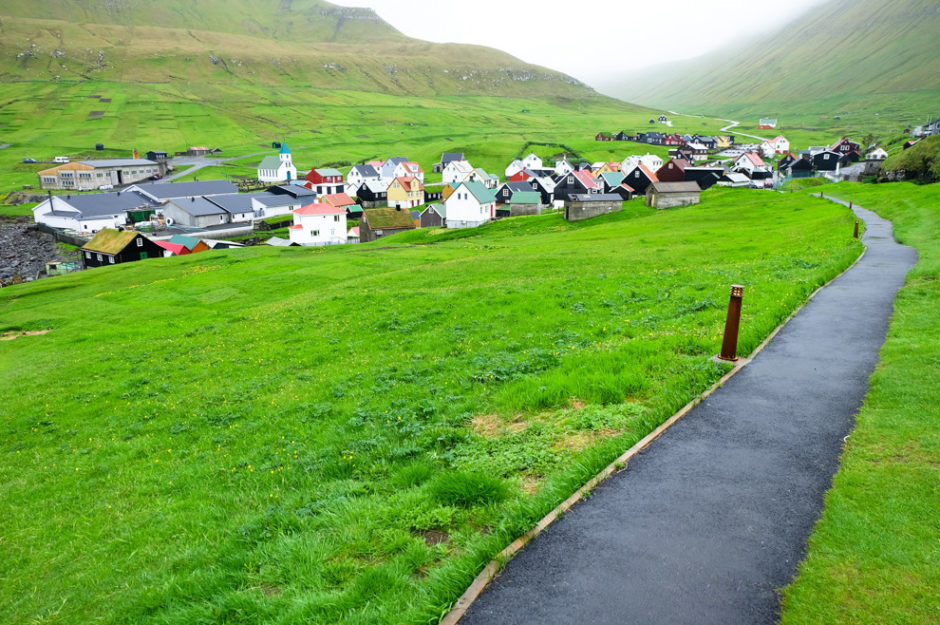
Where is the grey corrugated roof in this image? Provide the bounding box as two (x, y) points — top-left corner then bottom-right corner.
(205, 193), (263, 213)
(48, 191), (156, 217)
(80, 159), (158, 167)
(350, 164), (378, 178)
(649, 182), (701, 193)
(268, 184), (317, 197)
(569, 194), (624, 202)
(253, 193), (301, 208)
(166, 197), (229, 217)
(132, 180), (238, 200)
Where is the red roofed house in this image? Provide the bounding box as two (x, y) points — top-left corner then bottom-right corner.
(393, 161), (425, 183)
(656, 158), (691, 183)
(733, 152), (771, 178)
(387, 176), (425, 209)
(319, 192), (355, 211)
(305, 168), (344, 196)
(154, 240), (191, 257)
(289, 202), (347, 246)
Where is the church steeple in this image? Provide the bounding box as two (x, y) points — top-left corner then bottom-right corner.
(279, 143), (292, 164)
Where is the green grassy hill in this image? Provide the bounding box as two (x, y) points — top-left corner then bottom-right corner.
(0, 0), (586, 97)
(601, 0), (940, 123)
(0, 191), (863, 624)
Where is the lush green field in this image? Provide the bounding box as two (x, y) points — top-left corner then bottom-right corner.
(0, 189), (862, 624)
(0, 80), (718, 194)
(781, 182), (940, 624)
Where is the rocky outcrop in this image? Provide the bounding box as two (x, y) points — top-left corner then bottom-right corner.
(0, 220), (77, 284)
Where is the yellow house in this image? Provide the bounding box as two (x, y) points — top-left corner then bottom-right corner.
(38, 162), (96, 190)
(594, 162), (621, 176)
(387, 176), (425, 209)
(716, 136), (734, 149)
(37, 158), (161, 190)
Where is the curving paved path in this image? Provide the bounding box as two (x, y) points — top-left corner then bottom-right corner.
(460, 198), (916, 625)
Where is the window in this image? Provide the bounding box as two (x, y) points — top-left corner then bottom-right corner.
(568, 176), (574, 184)
(311, 230), (320, 237)
(108, 256), (115, 264)
(136, 238), (143, 247)
(85, 251), (91, 259)
(96, 253), (102, 261)
(333, 215), (340, 222)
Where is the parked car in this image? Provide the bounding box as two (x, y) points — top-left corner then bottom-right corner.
(98, 184), (114, 191)
(53, 156), (70, 163)
(151, 173), (163, 180)
(22, 157), (37, 163)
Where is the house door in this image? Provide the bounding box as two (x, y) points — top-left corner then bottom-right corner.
(140, 252), (148, 259)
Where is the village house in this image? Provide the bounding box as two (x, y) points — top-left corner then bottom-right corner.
(305, 168), (344, 196)
(646, 181), (701, 209)
(622, 153), (663, 173)
(598, 172), (634, 200)
(495, 181), (537, 204)
(169, 235), (210, 254)
(864, 148), (889, 175)
(420, 203), (446, 228)
(718, 172), (751, 187)
(444, 181), (496, 229)
(162, 197), (234, 228)
(347, 226), (360, 244)
(466, 168), (499, 189)
(621, 163), (659, 194)
(504, 159), (524, 178)
(80, 229), (164, 267)
(506, 191), (541, 217)
(154, 240), (190, 257)
(267, 184), (318, 200)
(812, 150), (842, 172)
(529, 175), (556, 206)
(433, 152), (465, 173)
(387, 177), (425, 209)
(288, 202), (347, 246)
(359, 208), (416, 242)
(356, 180), (390, 208)
(38, 158), (162, 190)
(522, 153), (543, 170)
(320, 192), (356, 212)
(32, 191), (154, 233)
(379, 157), (409, 182)
(202, 194), (255, 223)
(563, 194), (622, 222)
(830, 137), (861, 160)
(733, 153), (772, 179)
(256, 144), (297, 183)
(554, 156), (575, 176)
(394, 161), (425, 183)
(683, 167), (723, 190)
(442, 159), (474, 184)
(346, 164), (381, 191)
(656, 158), (691, 183)
(553, 169), (602, 202)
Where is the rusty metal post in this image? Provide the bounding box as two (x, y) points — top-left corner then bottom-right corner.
(849, 201), (853, 210)
(854, 220), (860, 238)
(718, 285), (745, 361)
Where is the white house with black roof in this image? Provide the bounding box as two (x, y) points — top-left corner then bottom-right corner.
(32, 191), (157, 232)
(162, 197), (235, 228)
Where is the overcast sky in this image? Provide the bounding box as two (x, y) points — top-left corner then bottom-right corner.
(340, 0), (828, 91)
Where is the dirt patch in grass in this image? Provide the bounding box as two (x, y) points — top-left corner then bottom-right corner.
(568, 398), (585, 410)
(0, 329), (49, 341)
(520, 474), (542, 495)
(472, 413), (529, 438)
(415, 530), (449, 546)
(554, 428), (622, 451)
(87, 111), (105, 120)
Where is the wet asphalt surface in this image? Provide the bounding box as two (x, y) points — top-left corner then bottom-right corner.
(460, 199), (917, 625)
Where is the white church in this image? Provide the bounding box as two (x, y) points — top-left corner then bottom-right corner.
(257, 144), (298, 183)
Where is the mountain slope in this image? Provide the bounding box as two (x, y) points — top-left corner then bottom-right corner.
(0, 0), (588, 97)
(600, 0), (940, 117)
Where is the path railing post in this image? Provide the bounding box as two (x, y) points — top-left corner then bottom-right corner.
(854, 220), (860, 239)
(718, 285), (745, 362)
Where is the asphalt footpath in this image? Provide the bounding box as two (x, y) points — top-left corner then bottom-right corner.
(460, 198), (917, 625)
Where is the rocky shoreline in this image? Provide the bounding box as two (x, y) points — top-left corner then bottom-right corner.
(0, 218), (78, 284)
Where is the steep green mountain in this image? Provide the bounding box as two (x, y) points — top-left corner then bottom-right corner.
(0, 0), (587, 97)
(600, 0), (940, 119)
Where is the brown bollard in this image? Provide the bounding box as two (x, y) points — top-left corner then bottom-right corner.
(849, 201), (853, 210)
(718, 285), (745, 362)
(854, 220), (860, 238)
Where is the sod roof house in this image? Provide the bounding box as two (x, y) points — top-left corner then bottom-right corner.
(80, 229), (164, 267)
(359, 208), (416, 242)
